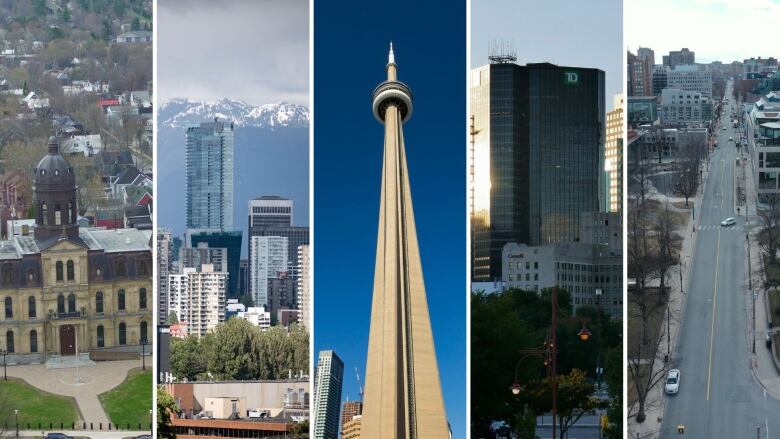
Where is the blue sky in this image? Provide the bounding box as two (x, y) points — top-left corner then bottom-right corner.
(313, 1), (466, 437)
(627, 0), (780, 63)
(472, 0), (623, 109)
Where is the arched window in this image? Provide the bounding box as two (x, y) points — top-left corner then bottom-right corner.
(57, 294), (64, 314)
(2, 264), (12, 284)
(140, 321), (147, 343)
(29, 330), (37, 353)
(55, 261), (63, 281)
(67, 293), (76, 314)
(6, 330), (13, 353)
(95, 291), (103, 314)
(118, 323), (126, 345)
(117, 289), (125, 311)
(54, 204), (61, 225)
(115, 259), (126, 277)
(27, 296), (35, 319)
(4, 297), (11, 319)
(139, 288), (147, 309)
(41, 203), (47, 225)
(96, 325), (104, 348)
(66, 260), (74, 281)
(67, 202), (73, 223)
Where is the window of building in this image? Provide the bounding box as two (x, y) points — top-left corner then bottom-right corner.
(97, 325), (104, 348)
(54, 204), (61, 226)
(118, 289), (125, 311)
(67, 293), (76, 314)
(26, 269), (35, 284)
(139, 288), (147, 309)
(3, 297), (10, 319)
(95, 291), (103, 314)
(6, 330), (13, 353)
(140, 321), (147, 343)
(2, 264), (12, 284)
(118, 323), (126, 345)
(56, 261), (63, 281)
(41, 203), (47, 225)
(28, 296), (35, 319)
(66, 260), (74, 281)
(67, 202), (73, 223)
(57, 294), (65, 314)
(29, 330), (37, 353)
(115, 260), (126, 277)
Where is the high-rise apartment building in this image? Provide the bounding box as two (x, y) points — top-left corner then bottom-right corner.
(637, 46), (655, 67)
(186, 229), (242, 298)
(297, 244), (311, 332)
(628, 50), (652, 96)
(341, 416), (362, 439)
(267, 272), (295, 319)
(313, 350), (344, 439)
(169, 264), (227, 337)
(470, 61), (605, 281)
(340, 400), (363, 431)
(157, 228), (173, 325)
(249, 236), (289, 307)
(185, 120), (234, 230)
(606, 95), (624, 212)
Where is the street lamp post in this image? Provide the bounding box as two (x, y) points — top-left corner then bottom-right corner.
(140, 338), (148, 371)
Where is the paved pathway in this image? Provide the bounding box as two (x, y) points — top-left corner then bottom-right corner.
(9, 430), (148, 439)
(5, 360), (144, 425)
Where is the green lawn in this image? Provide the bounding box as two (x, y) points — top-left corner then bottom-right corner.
(99, 369), (152, 429)
(0, 379), (78, 428)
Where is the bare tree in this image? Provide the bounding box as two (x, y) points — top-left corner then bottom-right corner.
(628, 206), (659, 344)
(654, 200), (682, 291)
(676, 139), (702, 207)
(758, 194), (780, 267)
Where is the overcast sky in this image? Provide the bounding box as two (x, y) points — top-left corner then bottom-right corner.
(472, 0), (623, 109)
(627, 0), (780, 63)
(157, 0), (308, 106)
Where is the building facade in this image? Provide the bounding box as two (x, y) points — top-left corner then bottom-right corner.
(663, 48), (695, 69)
(606, 95), (624, 213)
(470, 61), (605, 280)
(185, 121), (234, 230)
(666, 66), (713, 98)
(297, 244), (310, 332)
(314, 350), (344, 439)
(0, 137), (153, 362)
(157, 228), (173, 325)
(249, 236), (288, 308)
(659, 88), (713, 126)
(169, 264), (227, 337)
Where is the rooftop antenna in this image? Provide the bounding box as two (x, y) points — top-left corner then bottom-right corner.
(488, 39), (517, 64)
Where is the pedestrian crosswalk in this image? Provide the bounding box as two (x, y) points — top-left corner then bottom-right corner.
(696, 224), (744, 231)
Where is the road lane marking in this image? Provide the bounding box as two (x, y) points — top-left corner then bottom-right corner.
(706, 159), (726, 401)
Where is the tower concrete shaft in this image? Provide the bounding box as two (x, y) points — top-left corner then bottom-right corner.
(362, 45), (449, 439)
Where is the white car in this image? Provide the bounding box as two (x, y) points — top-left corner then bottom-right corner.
(665, 369), (680, 394)
(723, 126), (727, 130)
(721, 217), (736, 227)
(729, 136), (734, 142)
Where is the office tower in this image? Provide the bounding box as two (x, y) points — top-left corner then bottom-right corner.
(267, 271), (295, 319)
(186, 229), (242, 298)
(169, 264), (227, 336)
(157, 228), (173, 325)
(297, 244), (311, 331)
(185, 120), (234, 230)
(662, 48), (695, 69)
(606, 95), (624, 213)
(470, 60), (605, 281)
(341, 401), (363, 431)
(637, 46), (655, 67)
(666, 66), (713, 98)
(361, 44), (449, 438)
(314, 350), (344, 439)
(249, 236), (289, 307)
(248, 196), (309, 269)
(652, 65), (669, 96)
(180, 242), (229, 273)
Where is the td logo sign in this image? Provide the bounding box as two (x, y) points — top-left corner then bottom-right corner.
(565, 71), (579, 85)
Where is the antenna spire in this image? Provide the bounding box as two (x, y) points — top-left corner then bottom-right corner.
(388, 41), (395, 65)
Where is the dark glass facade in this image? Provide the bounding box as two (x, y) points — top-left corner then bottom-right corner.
(472, 62), (605, 280)
(188, 230), (242, 298)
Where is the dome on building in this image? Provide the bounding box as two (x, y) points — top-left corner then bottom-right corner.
(32, 136), (76, 189)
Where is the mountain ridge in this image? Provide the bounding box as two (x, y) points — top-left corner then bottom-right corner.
(158, 98), (310, 129)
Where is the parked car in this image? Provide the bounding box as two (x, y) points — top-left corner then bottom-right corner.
(729, 136), (734, 142)
(665, 369), (681, 394)
(721, 217), (736, 227)
(45, 434), (74, 439)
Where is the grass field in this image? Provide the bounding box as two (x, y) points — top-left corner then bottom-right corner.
(0, 379), (79, 428)
(99, 369), (152, 429)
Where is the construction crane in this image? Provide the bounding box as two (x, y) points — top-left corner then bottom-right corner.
(355, 366), (364, 401)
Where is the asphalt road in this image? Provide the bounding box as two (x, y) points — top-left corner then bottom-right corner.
(660, 85), (780, 439)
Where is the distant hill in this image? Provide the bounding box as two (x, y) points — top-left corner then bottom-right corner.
(157, 98), (310, 249)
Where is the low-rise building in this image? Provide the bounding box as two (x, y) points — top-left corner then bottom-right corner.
(659, 88), (713, 126)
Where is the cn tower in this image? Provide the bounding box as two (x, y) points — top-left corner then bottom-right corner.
(361, 43), (450, 439)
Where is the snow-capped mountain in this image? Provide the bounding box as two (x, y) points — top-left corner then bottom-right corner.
(158, 98), (309, 129)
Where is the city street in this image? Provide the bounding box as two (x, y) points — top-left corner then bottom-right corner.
(660, 91), (780, 438)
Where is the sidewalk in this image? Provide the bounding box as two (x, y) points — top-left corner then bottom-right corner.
(7, 430), (149, 439)
(740, 151), (780, 399)
(628, 164), (707, 436)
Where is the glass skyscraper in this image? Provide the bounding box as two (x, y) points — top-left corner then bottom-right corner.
(185, 120), (234, 230)
(313, 350), (344, 439)
(470, 62), (605, 281)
